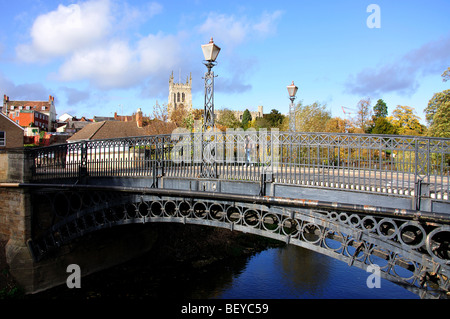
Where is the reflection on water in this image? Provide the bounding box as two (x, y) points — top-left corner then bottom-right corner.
(210, 245), (419, 299)
(32, 244), (419, 299)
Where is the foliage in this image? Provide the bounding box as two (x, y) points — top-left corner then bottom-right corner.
(354, 98), (373, 133)
(373, 99), (388, 119)
(371, 117), (398, 135)
(388, 105), (426, 136)
(241, 109), (252, 129)
(425, 89), (450, 138)
(217, 109), (241, 129)
(294, 101), (331, 132)
(264, 109), (285, 129)
(442, 67), (450, 82)
(324, 117), (351, 133)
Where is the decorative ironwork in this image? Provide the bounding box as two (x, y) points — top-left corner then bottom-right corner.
(29, 132), (450, 202)
(28, 187), (450, 298)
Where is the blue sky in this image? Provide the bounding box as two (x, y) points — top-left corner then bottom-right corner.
(0, 0), (449, 123)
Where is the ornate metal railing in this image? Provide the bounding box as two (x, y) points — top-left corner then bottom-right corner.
(29, 131), (450, 201)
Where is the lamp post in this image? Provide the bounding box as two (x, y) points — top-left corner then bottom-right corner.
(287, 81), (298, 131)
(201, 38), (221, 178)
(201, 37), (221, 131)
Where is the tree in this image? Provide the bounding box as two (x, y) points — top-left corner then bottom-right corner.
(425, 89), (450, 138)
(295, 101), (331, 132)
(217, 109), (241, 129)
(241, 109), (252, 129)
(442, 67), (450, 82)
(324, 117), (348, 133)
(354, 98), (373, 133)
(373, 99), (388, 119)
(371, 117), (398, 135)
(152, 101), (169, 122)
(388, 105), (426, 136)
(265, 109), (285, 128)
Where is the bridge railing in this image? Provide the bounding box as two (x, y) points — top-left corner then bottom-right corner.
(29, 131), (450, 201)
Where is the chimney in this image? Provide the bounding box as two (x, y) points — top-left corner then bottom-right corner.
(136, 108), (143, 128)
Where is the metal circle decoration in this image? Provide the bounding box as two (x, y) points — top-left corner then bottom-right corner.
(178, 201), (191, 217)
(193, 202), (208, 219)
(367, 246), (391, 270)
(226, 206), (241, 224)
(426, 226), (450, 263)
(138, 202), (149, 218)
(323, 230), (344, 252)
(301, 222), (321, 244)
(209, 203), (225, 221)
(164, 201), (177, 216)
(361, 216), (377, 232)
(348, 214), (361, 228)
(261, 213), (280, 232)
(338, 212), (349, 224)
(243, 209), (260, 227)
(281, 218), (299, 237)
(150, 201), (163, 217)
(328, 211), (339, 221)
(376, 218), (399, 240)
(398, 221), (426, 249)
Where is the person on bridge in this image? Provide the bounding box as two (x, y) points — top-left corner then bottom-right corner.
(245, 135), (253, 166)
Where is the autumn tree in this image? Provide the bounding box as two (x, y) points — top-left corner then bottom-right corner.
(217, 109), (241, 129)
(295, 101), (331, 132)
(324, 117), (354, 133)
(371, 117), (398, 135)
(354, 98), (373, 133)
(425, 68), (450, 138)
(442, 67), (450, 82)
(388, 105), (426, 136)
(152, 101), (169, 122)
(425, 89), (450, 138)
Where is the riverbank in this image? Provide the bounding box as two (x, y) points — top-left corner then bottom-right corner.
(0, 240), (24, 298)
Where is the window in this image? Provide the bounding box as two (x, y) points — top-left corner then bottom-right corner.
(0, 131), (5, 146)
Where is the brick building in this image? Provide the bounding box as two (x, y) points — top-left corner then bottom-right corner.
(0, 112), (24, 150)
(8, 110), (49, 131)
(2, 95), (57, 131)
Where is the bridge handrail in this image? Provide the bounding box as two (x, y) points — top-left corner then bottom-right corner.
(28, 131), (450, 201)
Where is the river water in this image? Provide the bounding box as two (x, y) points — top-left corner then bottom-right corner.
(32, 244), (419, 300)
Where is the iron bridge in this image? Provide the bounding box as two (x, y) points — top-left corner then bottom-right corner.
(25, 131), (450, 298)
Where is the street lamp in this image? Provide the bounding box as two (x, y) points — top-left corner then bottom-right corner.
(201, 37), (221, 178)
(287, 81), (298, 131)
(201, 37), (221, 130)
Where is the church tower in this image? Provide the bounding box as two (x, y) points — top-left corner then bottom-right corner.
(168, 71), (192, 121)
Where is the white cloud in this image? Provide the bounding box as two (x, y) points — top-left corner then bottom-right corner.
(57, 40), (137, 89)
(198, 11), (283, 49)
(58, 32), (185, 89)
(16, 0), (112, 62)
